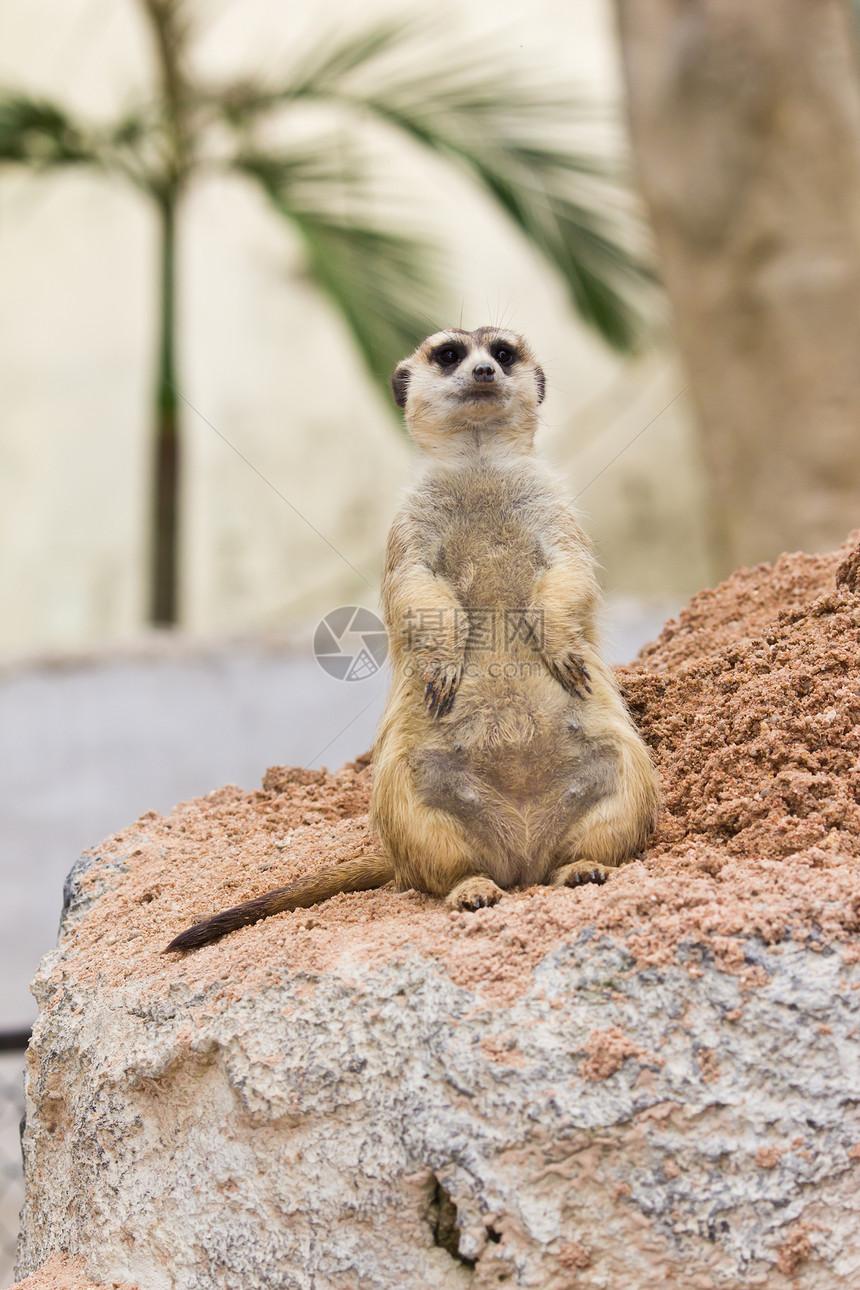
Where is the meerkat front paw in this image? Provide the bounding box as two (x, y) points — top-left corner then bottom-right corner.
(543, 648), (592, 700)
(550, 860), (612, 888)
(423, 661), (462, 718)
(447, 875), (504, 911)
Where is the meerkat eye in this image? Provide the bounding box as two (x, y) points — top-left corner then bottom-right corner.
(494, 345), (516, 367)
(433, 346), (463, 368)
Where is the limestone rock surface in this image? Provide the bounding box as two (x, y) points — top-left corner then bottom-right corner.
(15, 838), (860, 1290)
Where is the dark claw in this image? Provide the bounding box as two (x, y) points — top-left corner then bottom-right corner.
(565, 657), (590, 687)
(570, 867), (607, 887)
(424, 668), (460, 718)
(547, 651), (592, 700)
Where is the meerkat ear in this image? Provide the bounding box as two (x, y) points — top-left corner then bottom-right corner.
(391, 365), (411, 408)
(535, 366), (546, 405)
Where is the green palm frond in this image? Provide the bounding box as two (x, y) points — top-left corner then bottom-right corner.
(238, 24), (656, 352)
(210, 17), (415, 122)
(238, 143), (445, 394)
(467, 157), (650, 351)
(291, 215), (443, 391)
(0, 93), (157, 193)
(278, 17), (415, 101)
(0, 94), (96, 167)
(359, 72), (654, 352)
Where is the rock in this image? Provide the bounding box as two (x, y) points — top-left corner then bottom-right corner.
(14, 537), (860, 1287)
(14, 839), (860, 1288)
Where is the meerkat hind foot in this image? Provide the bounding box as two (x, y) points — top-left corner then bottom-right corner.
(551, 860), (613, 889)
(447, 876), (505, 912)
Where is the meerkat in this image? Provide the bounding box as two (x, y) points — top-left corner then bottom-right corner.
(166, 327), (658, 952)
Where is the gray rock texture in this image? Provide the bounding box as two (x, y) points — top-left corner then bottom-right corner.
(15, 843), (860, 1289)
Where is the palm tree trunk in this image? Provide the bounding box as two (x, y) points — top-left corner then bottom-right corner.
(150, 192), (180, 625)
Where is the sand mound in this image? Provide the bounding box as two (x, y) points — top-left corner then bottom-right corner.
(613, 530), (860, 966)
(58, 532), (860, 1007)
(635, 528), (859, 673)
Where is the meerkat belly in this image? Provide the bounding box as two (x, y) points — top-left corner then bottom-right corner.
(411, 711), (618, 886)
(409, 655), (617, 885)
(397, 464), (621, 884)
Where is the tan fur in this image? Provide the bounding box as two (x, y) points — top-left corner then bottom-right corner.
(165, 326), (659, 952)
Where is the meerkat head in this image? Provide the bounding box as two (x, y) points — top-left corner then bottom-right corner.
(391, 326), (546, 455)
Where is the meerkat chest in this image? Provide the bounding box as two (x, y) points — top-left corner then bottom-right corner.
(412, 464), (556, 607)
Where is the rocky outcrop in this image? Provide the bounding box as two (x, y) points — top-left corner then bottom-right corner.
(14, 536), (860, 1288)
(16, 843), (860, 1288)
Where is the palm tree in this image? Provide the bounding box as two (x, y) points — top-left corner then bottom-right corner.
(0, 0), (652, 626)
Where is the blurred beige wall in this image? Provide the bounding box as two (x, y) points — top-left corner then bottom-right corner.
(0, 0), (711, 659)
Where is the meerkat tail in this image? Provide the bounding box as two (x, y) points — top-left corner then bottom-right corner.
(163, 853), (394, 953)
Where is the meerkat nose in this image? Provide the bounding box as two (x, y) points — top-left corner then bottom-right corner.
(473, 363), (495, 382)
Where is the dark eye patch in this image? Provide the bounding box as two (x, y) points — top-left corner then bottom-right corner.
(492, 344), (518, 367)
(431, 344), (465, 369)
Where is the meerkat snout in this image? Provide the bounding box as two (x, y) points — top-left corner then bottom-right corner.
(473, 362), (495, 383)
